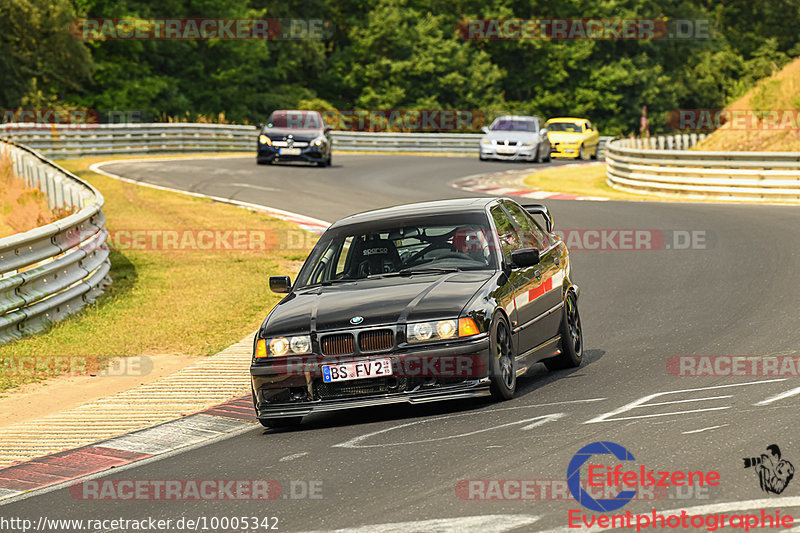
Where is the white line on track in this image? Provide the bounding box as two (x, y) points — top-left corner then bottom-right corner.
(584, 379), (787, 424)
(228, 182), (280, 192)
(682, 424), (728, 434)
(333, 412), (565, 449)
(755, 386), (800, 406)
(279, 452), (309, 462)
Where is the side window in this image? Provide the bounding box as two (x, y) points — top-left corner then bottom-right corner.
(502, 202), (549, 249)
(490, 205), (521, 260)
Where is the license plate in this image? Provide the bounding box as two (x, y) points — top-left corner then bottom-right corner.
(565, 149), (575, 153)
(322, 358), (393, 383)
(279, 147), (302, 155)
(496, 148), (516, 155)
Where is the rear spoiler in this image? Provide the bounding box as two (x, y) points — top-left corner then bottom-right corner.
(522, 204), (554, 232)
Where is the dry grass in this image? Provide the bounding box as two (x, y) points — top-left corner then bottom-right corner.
(695, 57), (800, 151)
(523, 163), (651, 201)
(0, 152), (57, 238)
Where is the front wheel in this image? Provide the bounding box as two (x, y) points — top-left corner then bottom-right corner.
(578, 145), (585, 160)
(590, 145), (598, 160)
(489, 314), (516, 401)
(544, 292), (583, 370)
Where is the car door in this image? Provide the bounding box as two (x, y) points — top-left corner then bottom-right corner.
(488, 204), (530, 349)
(501, 201), (562, 349)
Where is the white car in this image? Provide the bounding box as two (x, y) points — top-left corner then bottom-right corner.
(479, 115), (551, 162)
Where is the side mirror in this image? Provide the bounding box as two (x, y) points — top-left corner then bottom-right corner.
(522, 204), (554, 232)
(269, 275), (292, 293)
(256, 123), (264, 130)
(481, 126), (490, 134)
(539, 128), (547, 136)
(511, 248), (540, 268)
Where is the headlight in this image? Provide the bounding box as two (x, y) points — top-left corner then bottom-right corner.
(480, 138), (492, 145)
(261, 335), (312, 357)
(312, 136), (327, 147)
(259, 134), (272, 145)
(407, 319), (468, 343)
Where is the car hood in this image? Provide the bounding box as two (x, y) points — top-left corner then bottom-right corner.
(547, 131), (584, 142)
(482, 130), (538, 143)
(262, 127), (324, 141)
(262, 271), (494, 336)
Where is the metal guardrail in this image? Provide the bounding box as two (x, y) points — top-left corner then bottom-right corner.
(606, 134), (800, 202)
(1, 123), (613, 158)
(0, 139), (110, 345)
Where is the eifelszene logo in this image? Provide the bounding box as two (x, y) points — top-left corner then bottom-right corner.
(744, 444), (795, 495)
(567, 441), (721, 512)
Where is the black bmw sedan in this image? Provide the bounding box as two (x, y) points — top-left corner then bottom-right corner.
(250, 197), (583, 427)
(256, 109), (332, 167)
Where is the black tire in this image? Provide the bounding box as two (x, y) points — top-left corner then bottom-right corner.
(489, 314), (516, 401)
(544, 292), (583, 370)
(257, 159), (272, 165)
(578, 145), (585, 160)
(590, 145), (598, 160)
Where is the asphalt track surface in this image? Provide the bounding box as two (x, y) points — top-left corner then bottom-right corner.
(6, 154), (800, 532)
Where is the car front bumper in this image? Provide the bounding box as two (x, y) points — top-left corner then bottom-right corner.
(257, 145), (328, 164)
(250, 335), (491, 419)
(480, 144), (537, 160)
(550, 144), (581, 157)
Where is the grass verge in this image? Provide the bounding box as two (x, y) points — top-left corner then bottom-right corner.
(523, 163), (651, 201)
(0, 155), (315, 393)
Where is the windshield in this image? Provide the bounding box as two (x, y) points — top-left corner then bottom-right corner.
(267, 110), (323, 129)
(490, 118), (537, 132)
(295, 215), (497, 287)
(547, 122), (582, 132)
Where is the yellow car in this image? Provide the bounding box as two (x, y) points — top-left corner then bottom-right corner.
(546, 118), (600, 159)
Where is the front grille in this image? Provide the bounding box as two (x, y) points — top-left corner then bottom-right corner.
(314, 377), (407, 400)
(321, 333), (355, 355)
(358, 329), (394, 352)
